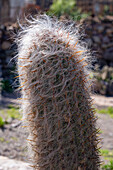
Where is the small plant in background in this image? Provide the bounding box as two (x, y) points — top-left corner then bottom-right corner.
(104, 5), (110, 15)
(102, 160), (113, 170)
(1, 79), (13, 93)
(47, 0), (89, 20)
(0, 116), (5, 127)
(97, 107), (113, 118)
(7, 107), (21, 120)
(100, 149), (113, 170)
(0, 106), (21, 124)
(17, 15), (100, 169)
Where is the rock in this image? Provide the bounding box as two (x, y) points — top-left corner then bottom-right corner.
(93, 16), (100, 23)
(98, 59), (107, 67)
(97, 25), (104, 33)
(101, 44), (107, 49)
(93, 79), (101, 93)
(102, 36), (109, 43)
(1, 41), (11, 50)
(110, 62), (113, 67)
(101, 71), (108, 80)
(0, 66), (2, 77)
(102, 42), (113, 49)
(93, 35), (101, 44)
(0, 30), (2, 38)
(93, 79), (108, 95)
(102, 15), (113, 23)
(5, 117), (13, 124)
(99, 81), (108, 95)
(108, 81), (113, 96)
(103, 66), (109, 71)
(104, 47), (113, 61)
(11, 121), (21, 128)
(106, 28), (113, 35)
(0, 156), (32, 170)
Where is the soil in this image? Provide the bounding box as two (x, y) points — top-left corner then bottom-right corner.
(0, 119), (28, 162)
(0, 93), (113, 163)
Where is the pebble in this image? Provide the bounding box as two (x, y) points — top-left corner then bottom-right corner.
(104, 47), (113, 61)
(1, 41), (11, 50)
(93, 35), (101, 44)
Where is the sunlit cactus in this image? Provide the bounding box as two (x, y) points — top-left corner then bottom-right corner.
(17, 15), (100, 170)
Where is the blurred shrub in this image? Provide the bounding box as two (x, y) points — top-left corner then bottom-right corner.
(47, 0), (89, 20)
(0, 116), (5, 127)
(7, 107), (21, 119)
(97, 107), (113, 118)
(102, 160), (113, 169)
(1, 79), (13, 93)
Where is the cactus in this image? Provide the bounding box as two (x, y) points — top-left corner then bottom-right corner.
(17, 15), (100, 169)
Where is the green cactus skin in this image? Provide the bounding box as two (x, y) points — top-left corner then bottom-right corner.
(17, 15), (100, 170)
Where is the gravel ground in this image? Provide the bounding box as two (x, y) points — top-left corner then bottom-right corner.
(0, 119), (28, 162)
(0, 156), (32, 170)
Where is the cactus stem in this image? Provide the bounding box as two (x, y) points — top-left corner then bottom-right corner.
(17, 15), (100, 169)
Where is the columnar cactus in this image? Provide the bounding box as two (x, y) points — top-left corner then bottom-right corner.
(17, 15), (100, 169)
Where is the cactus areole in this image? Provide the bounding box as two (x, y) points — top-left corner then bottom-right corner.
(17, 15), (100, 169)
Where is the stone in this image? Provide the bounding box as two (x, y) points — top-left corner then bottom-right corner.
(0, 156), (32, 170)
(93, 79), (101, 93)
(5, 117), (13, 124)
(97, 25), (104, 33)
(106, 28), (113, 35)
(103, 47), (113, 61)
(93, 79), (108, 95)
(0, 30), (2, 38)
(110, 62), (113, 67)
(0, 66), (2, 77)
(103, 66), (109, 71)
(98, 59), (107, 67)
(102, 36), (109, 43)
(102, 42), (113, 49)
(1, 41), (11, 50)
(108, 81), (113, 96)
(102, 16), (113, 23)
(99, 81), (108, 95)
(93, 35), (101, 44)
(11, 121), (21, 128)
(93, 16), (100, 23)
(101, 71), (108, 80)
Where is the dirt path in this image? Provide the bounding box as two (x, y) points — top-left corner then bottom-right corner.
(92, 94), (113, 108)
(97, 113), (113, 150)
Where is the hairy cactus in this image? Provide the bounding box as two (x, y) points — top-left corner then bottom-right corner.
(17, 15), (100, 169)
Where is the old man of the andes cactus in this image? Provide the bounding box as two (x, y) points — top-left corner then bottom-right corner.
(17, 15), (100, 170)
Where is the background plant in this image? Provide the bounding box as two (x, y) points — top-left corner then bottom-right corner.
(47, 0), (89, 20)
